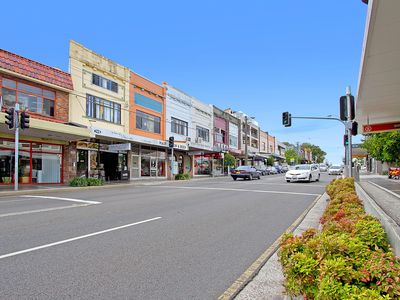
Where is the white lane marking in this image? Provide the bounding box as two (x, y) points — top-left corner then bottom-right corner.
(20, 195), (101, 205)
(153, 186), (320, 196)
(235, 182), (327, 188)
(0, 204), (88, 218)
(0, 217), (162, 260)
(368, 181), (400, 199)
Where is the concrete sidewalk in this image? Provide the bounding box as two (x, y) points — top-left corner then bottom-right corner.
(234, 193), (329, 300)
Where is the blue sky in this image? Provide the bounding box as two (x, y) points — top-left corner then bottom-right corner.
(1, 1), (367, 164)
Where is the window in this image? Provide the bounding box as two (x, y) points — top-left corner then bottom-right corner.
(229, 134), (238, 148)
(86, 94), (121, 124)
(196, 126), (209, 142)
(214, 128), (226, 143)
(135, 93), (163, 113)
(171, 117), (188, 136)
(1, 78), (55, 116)
(136, 110), (160, 133)
(262, 142), (266, 151)
(92, 74), (118, 93)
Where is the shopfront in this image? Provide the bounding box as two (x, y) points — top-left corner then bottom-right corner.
(130, 144), (167, 179)
(194, 155), (211, 175)
(76, 141), (129, 181)
(0, 138), (63, 184)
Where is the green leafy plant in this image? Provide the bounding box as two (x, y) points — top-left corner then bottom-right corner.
(175, 173), (190, 180)
(86, 177), (104, 186)
(69, 177), (88, 187)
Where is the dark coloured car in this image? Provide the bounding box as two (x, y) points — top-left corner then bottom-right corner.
(231, 166), (261, 181)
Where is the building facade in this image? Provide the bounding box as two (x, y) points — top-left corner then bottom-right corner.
(69, 41), (131, 181)
(0, 48), (90, 185)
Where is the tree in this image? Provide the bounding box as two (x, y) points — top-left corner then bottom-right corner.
(301, 143), (326, 163)
(223, 153), (236, 167)
(285, 148), (300, 165)
(266, 156), (275, 166)
(361, 131), (400, 165)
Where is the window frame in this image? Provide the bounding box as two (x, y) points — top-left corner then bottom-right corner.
(171, 117), (188, 136)
(86, 94), (121, 124)
(196, 126), (209, 142)
(92, 73), (118, 93)
(136, 110), (161, 134)
(1, 78), (55, 117)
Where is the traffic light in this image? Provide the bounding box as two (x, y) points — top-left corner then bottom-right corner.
(282, 112), (291, 127)
(20, 111), (30, 129)
(339, 95), (355, 121)
(5, 108), (14, 130)
(351, 121), (358, 136)
(168, 136), (174, 148)
(343, 134), (349, 146)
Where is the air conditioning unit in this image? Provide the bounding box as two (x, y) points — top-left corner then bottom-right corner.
(196, 137), (203, 143)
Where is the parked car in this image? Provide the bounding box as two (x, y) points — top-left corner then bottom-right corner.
(269, 166), (278, 174)
(285, 164), (320, 182)
(231, 166), (261, 181)
(328, 165), (343, 175)
(275, 165), (283, 173)
(319, 164), (328, 172)
(255, 165), (268, 175)
(281, 165), (289, 173)
(388, 167), (400, 179)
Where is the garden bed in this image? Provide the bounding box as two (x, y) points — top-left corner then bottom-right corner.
(278, 178), (400, 299)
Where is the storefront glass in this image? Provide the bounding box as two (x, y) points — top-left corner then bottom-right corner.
(0, 139), (62, 184)
(194, 156), (211, 175)
(131, 145), (166, 179)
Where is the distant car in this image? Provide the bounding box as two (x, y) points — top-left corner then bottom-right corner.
(255, 165), (268, 175)
(319, 164), (328, 172)
(285, 164), (320, 182)
(275, 165), (283, 173)
(269, 166), (278, 174)
(231, 166), (261, 181)
(328, 165), (343, 175)
(281, 165), (289, 173)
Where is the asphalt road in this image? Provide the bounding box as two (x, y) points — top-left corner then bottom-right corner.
(0, 173), (331, 299)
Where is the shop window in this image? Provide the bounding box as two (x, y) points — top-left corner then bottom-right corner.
(92, 74), (118, 93)
(171, 117), (188, 136)
(1, 78), (55, 116)
(136, 110), (160, 133)
(229, 134), (238, 148)
(86, 94), (121, 124)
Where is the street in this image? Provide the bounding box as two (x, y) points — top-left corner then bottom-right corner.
(0, 174), (330, 299)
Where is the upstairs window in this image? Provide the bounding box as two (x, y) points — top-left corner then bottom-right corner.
(86, 94), (121, 124)
(1, 78), (55, 117)
(196, 126), (209, 142)
(171, 117), (188, 136)
(136, 110), (160, 134)
(92, 74), (118, 93)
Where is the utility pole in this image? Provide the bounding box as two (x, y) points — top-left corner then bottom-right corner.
(14, 103), (20, 191)
(244, 116), (248, 166)
(346, 86), (353, 177)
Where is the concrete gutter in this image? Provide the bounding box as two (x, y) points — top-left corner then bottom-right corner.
(356, 183), (400, 256)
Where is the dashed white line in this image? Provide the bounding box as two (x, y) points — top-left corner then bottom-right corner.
(153, 186), (321, 196)
(0, 217), (162, 260)
(20, 195), (101, 205)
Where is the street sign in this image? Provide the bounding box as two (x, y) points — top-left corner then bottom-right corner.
(363, 122), (400, 133)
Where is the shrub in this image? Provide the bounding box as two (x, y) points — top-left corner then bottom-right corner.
(86, 177), (104, 186)
(69, 177), (88, 187)
(175, 173), (190, 180)
(278, 178), (400, 299)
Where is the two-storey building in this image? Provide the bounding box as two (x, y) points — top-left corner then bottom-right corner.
(0, 48), (90, 185)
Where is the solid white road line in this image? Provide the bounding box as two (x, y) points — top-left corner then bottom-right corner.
(0, 217), (162, 260)
(239, 182), (327, 188)
(368, 181), (400, 199)
(0, 204), (87, 218)
(20, 195), (101, 205)
(154, 186), (320, 196)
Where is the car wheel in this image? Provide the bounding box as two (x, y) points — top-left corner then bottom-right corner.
(286, 180), (290, 183)
(316, 174), (320, 182)
(233, 177), (237, 181)
(249, 174), (253, 180)
(258, 175), (261, 179)
(308, 175), (312, 183)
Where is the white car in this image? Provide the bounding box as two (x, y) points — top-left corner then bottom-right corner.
(319, 164), (328, 172)
(328, 165), (343, 175)
(285, 164), (320, 183)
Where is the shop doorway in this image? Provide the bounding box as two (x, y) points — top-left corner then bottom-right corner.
(100, 152), (118, 181)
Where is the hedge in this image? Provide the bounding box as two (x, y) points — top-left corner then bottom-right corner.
(175, 173), (190, 180)
(69, 177), (104, 187)
(278, 178), (400, 299)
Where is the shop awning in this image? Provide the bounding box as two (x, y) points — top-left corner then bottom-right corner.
(0, 112), (91, 142)
(356, 0), (400, 133)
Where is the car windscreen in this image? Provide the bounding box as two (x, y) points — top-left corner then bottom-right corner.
(236, 166), (250, 170)
(294, 165), (311, 170)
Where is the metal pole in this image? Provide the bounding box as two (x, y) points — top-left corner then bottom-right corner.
(171, 147), (174, 178)
(346, 86), (353, 177)
(244, 116), (248, 166)
(14, 104), (20, 191)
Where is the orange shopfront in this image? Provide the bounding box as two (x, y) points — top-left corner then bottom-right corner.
(0, 138), (63, 184)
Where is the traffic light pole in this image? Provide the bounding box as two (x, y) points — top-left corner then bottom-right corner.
(346, 86), (353, 177)
(14, 104), (20, 191)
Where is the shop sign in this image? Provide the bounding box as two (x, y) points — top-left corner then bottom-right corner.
(229, 148), (242, 155)
(213, 143), (229, 152)
(188, 151), (205, 156)
(363, 122), (400, 133)
(77, 141), (99, 151)
(174, 143), (189, 151)
(108, 143), (131, 151)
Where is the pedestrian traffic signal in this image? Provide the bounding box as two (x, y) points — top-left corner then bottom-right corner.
(168, 136), (174, 148)
(339, 95), (355, 121)
(351, 121), (358, 136)
(5, 108), (14, 130)
(282, 112), (291, 127)
(343, 134), (349, 146)
(20, 111), (30, 129)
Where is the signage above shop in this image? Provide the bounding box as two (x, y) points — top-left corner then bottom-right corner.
(108, 143), (131, 152)
(213, 143), (229, 153)
(77, 141), (99, 151)
(363, 122), (400, 133)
